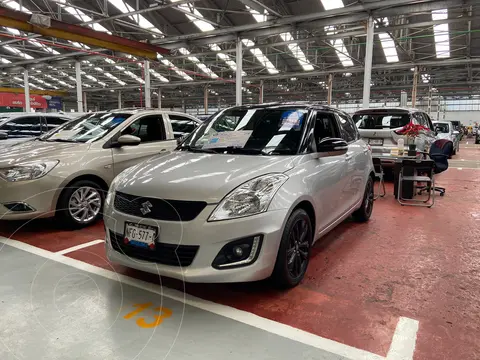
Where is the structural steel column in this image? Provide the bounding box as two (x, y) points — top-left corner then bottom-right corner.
(236, 37), (242, 106)
(118, 91), (122, 109)
(427, 86), (432, 114)
(157, 88), (162, 109)
(23, 68), (30, 112)
(204, 86), (208, 114)
(362, 16), (374, 108)
(144, 60), (151, 108)
(182, 98), (186, 112)
(400, 91), (407, 107)
(412, 66), (418, 108)
(75, 61), (83, 112)
(83, 92), (88, 112)
(259, 80), (264, 104)
(327, 74), (333, 106)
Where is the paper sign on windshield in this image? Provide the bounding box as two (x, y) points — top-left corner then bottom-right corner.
(279, 110), (305, 131)
(203, 130), (253, 149)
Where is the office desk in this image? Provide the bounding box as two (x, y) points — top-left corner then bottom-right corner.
(374, 154), (420, 199)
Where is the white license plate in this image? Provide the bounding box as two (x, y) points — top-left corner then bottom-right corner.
(368, 139), (384, 146)
(124, 222), (158, 250)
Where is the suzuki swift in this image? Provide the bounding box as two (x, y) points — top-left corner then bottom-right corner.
(104, 103), (375, 288)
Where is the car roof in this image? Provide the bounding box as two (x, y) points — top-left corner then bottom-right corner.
(433, 120), (452, 124)
(354, 107), (421, 114)
(222, 101), (341, 112)
(106, 108), (200, 121)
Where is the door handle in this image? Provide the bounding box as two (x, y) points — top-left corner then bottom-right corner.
(160, 149), (167, 152)
(363, 149), (369, 154)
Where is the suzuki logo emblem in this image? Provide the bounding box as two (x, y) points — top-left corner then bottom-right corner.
(140, 201), (152, 215)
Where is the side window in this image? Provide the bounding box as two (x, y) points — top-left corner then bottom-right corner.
(121, 115), (166, 143)
(423, 113), (434, 131)
(314, 112), (341, 143)
(413, 113), (426, 127)
(44, 117), (70, 132)
(336, 112), (358, 142)
(0, 116), (42, 138)
(169, 115), (199, 139)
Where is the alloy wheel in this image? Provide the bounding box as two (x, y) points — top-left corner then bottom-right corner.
(286, 217), (310, 279)
(68, 186), (102, 223)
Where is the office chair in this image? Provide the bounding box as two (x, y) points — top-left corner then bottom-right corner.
(418, 139), (452, 197)
(372, 157), (385, 199)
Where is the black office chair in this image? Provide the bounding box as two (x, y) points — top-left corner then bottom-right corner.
(372, 157), (385, 199)
(418, 139), (452, 197)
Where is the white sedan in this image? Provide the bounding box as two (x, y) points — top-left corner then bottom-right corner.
(104, 103), (375, 288)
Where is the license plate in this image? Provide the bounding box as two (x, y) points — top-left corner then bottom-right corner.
(368, 139), (384, 146)
(123, 222), (158, 250)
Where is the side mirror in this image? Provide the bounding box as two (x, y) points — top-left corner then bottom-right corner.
(314, 137), (348, 157)
(116, 134), (141, 146)
(0, 132), (8, 140)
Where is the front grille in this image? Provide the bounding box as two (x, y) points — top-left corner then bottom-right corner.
(113, 191), (207, 221)
(109, 231), (199, 267)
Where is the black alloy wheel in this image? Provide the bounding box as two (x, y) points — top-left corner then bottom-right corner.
(271, 208), (312, 288)
(352, 176), (374, 222)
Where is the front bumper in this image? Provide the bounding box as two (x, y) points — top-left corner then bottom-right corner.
(0, 176), (61, 220)
(104, 204), (289, 283)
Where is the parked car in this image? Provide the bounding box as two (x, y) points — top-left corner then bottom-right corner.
(433, 121), (460, 156)
(104, 103), (375, 288)
(0, 113), (74, 149)
(353, 108), (437, 166)
(0, 109), (200, 228)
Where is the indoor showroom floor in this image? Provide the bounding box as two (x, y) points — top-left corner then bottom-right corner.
(1, 140), (479, 360)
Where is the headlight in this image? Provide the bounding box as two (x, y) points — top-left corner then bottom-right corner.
(208, 173), (288, 221)
(0, 160), (59, 182)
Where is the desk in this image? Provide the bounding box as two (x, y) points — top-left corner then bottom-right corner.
(374, 154), (419, 199)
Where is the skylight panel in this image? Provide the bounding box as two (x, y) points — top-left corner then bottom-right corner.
(422, 74), (431, 83)
(321, 0), (344, 10)
(0, 57), (11, 64)
(178, 47), (219, 78)
(248, 7), (310, 72)
(2, 0), (31, 13)
(375, 18), (399, 63)
(107, 0), (162, 35)
(324, 25), (353, 67)
(242, 40), (279, 74)
(432, 9), (450, 58)
(55, 0), (111, 33)
(3, 45), (34, 60)
(169, 1), (241, 74)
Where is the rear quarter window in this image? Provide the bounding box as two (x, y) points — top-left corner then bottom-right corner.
(353, 113), (410, 129)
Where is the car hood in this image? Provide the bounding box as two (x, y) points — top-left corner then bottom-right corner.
(115, 151), (298, 203)
(0, 140), (86, 167)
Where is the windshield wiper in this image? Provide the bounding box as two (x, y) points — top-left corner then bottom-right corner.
(178, 145), (217, 154)
(46, 138), (78, 143)
(222, 147), (270, 155)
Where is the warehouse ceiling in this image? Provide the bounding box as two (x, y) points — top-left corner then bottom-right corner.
(0, 0), (479, 109)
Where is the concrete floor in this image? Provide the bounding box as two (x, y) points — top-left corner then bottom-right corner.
(1, 140), (479, 360)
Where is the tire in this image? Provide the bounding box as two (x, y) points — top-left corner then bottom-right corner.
(352, 176), (374, 222)
(271, 208), (313, 289)
(56, 180), (105, 229)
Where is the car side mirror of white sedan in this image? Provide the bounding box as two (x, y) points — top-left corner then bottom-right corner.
(0, 131), (8, 140)
(117, 134), (141, 146)
(313, 137), (348, 158)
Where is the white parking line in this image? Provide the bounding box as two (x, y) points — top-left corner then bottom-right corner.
(386, 317), (419, 360)
(0, 238), (419, 360)
(55, 239), (105, 255)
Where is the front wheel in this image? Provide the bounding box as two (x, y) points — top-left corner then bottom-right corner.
(56, 180), (105, 229)
(352, 176), (374, 222)
(271, 209), (313, 289)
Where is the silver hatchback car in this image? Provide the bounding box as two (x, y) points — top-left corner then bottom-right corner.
(104, 103), (375, 288)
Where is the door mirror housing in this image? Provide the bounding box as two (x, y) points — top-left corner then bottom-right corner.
(314, 137), (348, 158)
(116, 134), (141, 147)
(0, 131), (8, 140)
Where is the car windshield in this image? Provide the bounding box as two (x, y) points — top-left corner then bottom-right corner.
(40, 112), (131, 143)
(181, 107), (308, 155)
(435, 123), (450, 133)
(353, 113), (410, 129)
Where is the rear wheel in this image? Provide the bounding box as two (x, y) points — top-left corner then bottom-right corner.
(352, 176), (374, 222)
(56, 180), (105, 229)
(271, 209), (312, 289)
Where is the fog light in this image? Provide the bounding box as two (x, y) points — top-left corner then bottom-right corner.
(3, 202), (35, 212)
(212, 235), (263, 269)
(233, 246), (244, 257)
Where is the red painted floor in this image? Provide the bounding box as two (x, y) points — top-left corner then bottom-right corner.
(1, 141), (479, 359)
